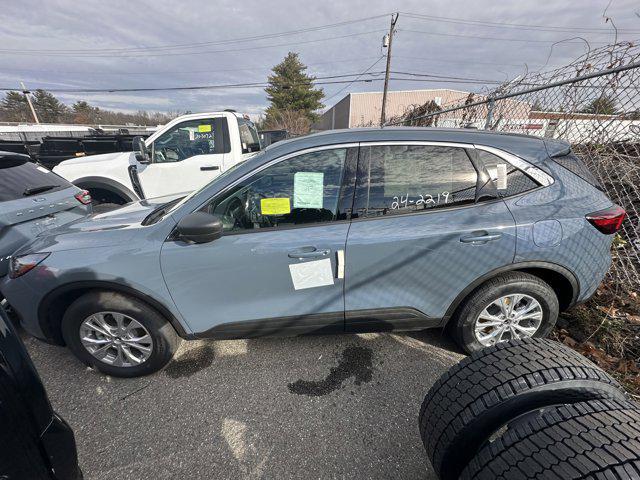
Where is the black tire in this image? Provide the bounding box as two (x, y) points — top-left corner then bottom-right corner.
(460, 399), (640, 479)
(61, 291), (180, 378)
(418, 338), (627, 480)
(450, 271), (559, 354)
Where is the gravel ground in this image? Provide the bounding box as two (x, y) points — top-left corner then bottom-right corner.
(25, 330), (463, 480)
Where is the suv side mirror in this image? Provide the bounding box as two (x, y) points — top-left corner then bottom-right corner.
(176, 212), (223, 244)
(133, 136), (151, 164)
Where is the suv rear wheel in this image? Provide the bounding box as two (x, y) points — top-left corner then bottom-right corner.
(61, 291), (180, 377)
(450, 272), (559, 353)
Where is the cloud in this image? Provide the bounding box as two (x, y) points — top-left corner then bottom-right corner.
(0, 0), (637, 114)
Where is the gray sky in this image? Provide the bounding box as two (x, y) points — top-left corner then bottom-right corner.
(1, 0), (638, 117)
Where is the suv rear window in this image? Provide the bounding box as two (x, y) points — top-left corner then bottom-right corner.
(0, 158), (67, 202)
(552, 153), (602, 190)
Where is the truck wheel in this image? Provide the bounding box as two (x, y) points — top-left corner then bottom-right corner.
(418, 338), (627, 480)
(450, 272), (559, 354)
(61, 291), (180, 378)
(460, 399), (640, 479)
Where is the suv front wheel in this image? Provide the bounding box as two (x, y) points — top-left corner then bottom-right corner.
(61, 291), (180, 377)
(450, 272), (559, 353)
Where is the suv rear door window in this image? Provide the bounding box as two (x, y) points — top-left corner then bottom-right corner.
(0, 159), (66, 202)
(356, 145), (478, 217)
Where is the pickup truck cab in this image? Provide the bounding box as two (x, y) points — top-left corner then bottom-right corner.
(53, 111), (261, 206)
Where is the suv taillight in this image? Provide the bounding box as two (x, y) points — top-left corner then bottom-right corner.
(586, 205), (626, 234)
(74, 190), (92, 205)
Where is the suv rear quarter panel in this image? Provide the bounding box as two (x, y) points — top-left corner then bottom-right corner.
(505, 159), (614, 302)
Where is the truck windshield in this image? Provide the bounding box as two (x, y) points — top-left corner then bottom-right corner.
(237, 118), (261, 154)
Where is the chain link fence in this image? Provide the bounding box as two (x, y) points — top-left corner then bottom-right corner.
(387, 42), (640, 289)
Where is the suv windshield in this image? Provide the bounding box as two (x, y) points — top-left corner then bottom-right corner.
(0, 157), (66, 202)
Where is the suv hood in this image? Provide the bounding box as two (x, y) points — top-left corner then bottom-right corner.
(15, 194), (181, 255)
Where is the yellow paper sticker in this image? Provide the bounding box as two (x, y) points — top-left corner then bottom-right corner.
(198, 124), (212, 133)
(260, 198), (291, 215)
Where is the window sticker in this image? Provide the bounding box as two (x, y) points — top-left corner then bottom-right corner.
(260, 198), (291, 215)
(293, 172), (324, 209)
(198, 124), (212, 133)
(289, 258), (334, 290)
(496, 164), (508, 190)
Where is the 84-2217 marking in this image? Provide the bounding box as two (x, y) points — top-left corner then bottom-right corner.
(391, 192), (450, 210)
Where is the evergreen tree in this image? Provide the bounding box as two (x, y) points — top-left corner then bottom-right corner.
(264, 52), (324, 125)
(0, 91), (31, 122)
(581, 95), (617, 115)
(72, 101), (101, 124)
(32, 89), (68, 123)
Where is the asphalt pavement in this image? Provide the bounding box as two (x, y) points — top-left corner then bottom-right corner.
(25, 329), (464, 480)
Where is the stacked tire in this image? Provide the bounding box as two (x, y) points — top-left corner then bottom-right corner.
(418, 338), (640, 479)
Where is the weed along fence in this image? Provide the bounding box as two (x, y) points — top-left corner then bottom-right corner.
(388, 42), (640, 290)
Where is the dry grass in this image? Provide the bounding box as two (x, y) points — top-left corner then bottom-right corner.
(552, 281), (640, 398)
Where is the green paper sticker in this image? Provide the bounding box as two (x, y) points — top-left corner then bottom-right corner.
(293, 172), (324, 209)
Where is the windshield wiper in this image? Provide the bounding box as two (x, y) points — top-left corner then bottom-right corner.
(23, 185), (59, 196)
(142, 197), (185, 226)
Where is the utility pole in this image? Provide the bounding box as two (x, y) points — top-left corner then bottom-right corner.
(380, 12), (398, 127)
(20, 82), (40, 124)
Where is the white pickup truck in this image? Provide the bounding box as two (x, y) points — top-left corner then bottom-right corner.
(53, 111), (261, 206)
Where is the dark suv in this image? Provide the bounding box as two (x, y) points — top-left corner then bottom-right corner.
(0, 151), (91, 282)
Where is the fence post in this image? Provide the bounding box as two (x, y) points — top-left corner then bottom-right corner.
(484, 97), (495, 130)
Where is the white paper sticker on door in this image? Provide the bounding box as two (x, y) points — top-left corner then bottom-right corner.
(289, 258), (334, 290)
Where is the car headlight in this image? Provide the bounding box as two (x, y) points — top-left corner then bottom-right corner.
(9, 253), (50, 279)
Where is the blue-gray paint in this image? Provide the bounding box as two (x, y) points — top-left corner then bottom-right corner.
(0, 128), (615, 343)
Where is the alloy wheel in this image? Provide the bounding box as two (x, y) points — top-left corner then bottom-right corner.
(474, 294), (543, 347)
(79, 311), (153, 367)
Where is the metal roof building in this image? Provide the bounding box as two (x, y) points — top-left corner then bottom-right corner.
(315, 89), (474, 130)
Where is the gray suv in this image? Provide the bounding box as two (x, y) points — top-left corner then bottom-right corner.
(0, 129), (624, 377)
(0, 152), (91, 285)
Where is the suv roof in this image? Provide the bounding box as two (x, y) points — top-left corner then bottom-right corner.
(263, 127), (568, 165)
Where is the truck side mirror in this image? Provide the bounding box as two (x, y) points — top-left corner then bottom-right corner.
(133, 136), (151, 164)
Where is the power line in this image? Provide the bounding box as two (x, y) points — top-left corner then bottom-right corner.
(323, 56), (386, 103)
(0, 29), (386, 58)
(0, 73), (507, 94)
(0, 14), (390, 54)
(401, 28), (614, 45)
(2, 56), (384, 76)
(401, 12), (640, 34)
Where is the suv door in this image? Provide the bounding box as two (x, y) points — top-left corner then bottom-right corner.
(344, 142), (517, 331)
(160, 146), (357, 336)
(138, 116), (230, 198)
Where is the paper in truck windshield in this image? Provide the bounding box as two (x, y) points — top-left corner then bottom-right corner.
(198, 124), (212, 133)
(293, 172), (324, 209)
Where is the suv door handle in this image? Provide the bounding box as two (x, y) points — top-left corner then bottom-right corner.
(288, 247), (331, 259)
(460, 232), (502, 244)
(200, 165), (220, 171)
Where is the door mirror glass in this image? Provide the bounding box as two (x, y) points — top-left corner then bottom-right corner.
(133, 136), (151, 164)
(176, 212), (223, 244)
